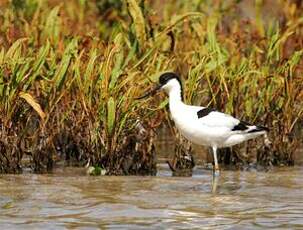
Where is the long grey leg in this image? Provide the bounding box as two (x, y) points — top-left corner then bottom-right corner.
(212, 174), (219, 193)
(212, 146), (220, 176)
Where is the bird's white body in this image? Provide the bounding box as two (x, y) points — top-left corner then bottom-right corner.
(169, 94), (265, 148)
(162, 79), (268, 172)
(171, 103), (265, 148)
(139, 73), (269, 174)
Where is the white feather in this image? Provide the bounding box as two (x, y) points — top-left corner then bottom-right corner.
(162, 79), (267, 148)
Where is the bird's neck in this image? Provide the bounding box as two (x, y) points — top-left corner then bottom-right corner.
(168, 84), (184, 114)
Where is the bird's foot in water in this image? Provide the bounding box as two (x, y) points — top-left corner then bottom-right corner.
(213, 167), (220, 176)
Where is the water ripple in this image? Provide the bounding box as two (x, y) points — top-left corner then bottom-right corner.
(0, 167), (303, 229)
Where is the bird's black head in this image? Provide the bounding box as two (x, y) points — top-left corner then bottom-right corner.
(159, 72), (181, 86)
(135, 72), (183, 100)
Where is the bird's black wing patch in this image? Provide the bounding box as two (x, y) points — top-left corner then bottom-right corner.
(197, 108), (216, 119)
(232, 121), (251, 131)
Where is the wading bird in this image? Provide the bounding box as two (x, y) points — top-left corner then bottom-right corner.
(137, 72), (270, 175)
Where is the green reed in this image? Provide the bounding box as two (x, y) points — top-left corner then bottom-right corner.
(0, 0), (302, 173)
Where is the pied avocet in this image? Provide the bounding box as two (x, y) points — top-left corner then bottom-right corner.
(137, 72), (270, 175)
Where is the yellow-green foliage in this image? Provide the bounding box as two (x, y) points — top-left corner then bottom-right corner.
(0, 0), (302, 172)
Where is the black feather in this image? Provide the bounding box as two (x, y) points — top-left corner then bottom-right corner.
(159, 72), (183, 101)
(232, 121), (250, 131)
(232, 120), (269, 133)
(197, 108), (216, 119)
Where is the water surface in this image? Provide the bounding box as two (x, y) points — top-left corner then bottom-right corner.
(0, 165), (302, 229)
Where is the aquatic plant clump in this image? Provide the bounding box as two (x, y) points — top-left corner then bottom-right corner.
(0, 0), (302, 174)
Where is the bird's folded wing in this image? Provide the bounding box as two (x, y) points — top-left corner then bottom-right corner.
(198, 111), (240, 130)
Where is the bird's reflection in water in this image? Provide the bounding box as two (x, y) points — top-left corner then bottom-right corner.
(212, 175), (219, 194)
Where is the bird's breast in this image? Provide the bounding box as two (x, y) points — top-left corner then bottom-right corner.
(173, 117), (210, 145)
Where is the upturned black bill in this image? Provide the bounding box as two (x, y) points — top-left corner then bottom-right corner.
(135, 85), (162, 99)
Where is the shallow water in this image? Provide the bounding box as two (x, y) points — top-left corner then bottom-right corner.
(0, 165), (303, 229)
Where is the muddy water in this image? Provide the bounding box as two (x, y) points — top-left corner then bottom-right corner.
(0, 165), (302, 229)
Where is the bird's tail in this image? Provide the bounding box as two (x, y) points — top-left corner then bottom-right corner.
(247, 125), (269, 133)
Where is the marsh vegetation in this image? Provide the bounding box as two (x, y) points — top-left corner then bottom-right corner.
(0, 0), (302, 174)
